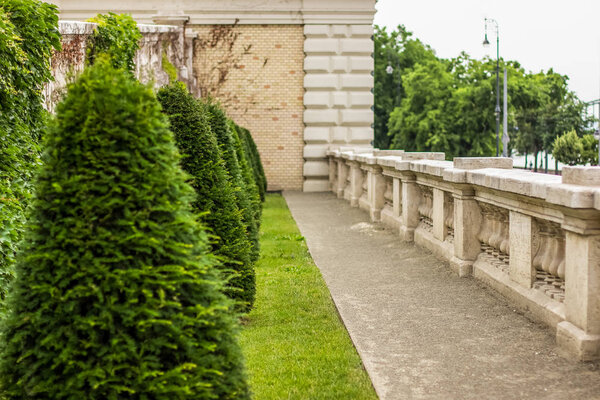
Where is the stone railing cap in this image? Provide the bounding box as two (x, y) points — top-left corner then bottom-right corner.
(562, 166), (600, 187)
(453, 157), (513, 170)
(409, 160), (453, 177)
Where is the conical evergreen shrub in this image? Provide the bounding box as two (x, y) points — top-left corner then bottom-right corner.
(0, 60), (249, 399)
(229, 122), (262, 261)
(157, 82), (255, 312)
(237, 125), (267, 201)
(204, 102), (261, 263)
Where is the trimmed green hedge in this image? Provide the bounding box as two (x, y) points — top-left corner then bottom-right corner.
(204, 102), (261, 263)
(0, 59), (249, 399)
(157, 83), (255, 312)
(238, 125), (267, 202)
(87, 12), (141, 73)
(230, 122), (262, 262)
(0, 0), (60, 300)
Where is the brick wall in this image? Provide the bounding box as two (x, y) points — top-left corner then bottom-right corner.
(190, 24), (305, 191)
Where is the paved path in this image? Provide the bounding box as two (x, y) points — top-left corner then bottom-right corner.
(284, 191), (600, 400)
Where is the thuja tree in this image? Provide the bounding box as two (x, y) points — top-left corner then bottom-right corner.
(0, 0), (60, 299)
(237, 125), (267, 202)
(0, 60), (249, 399)
(229, 122), (261, 262)
(157, 82), (255, 312)
(204, 101), (260, 262)
(87, 12), (141, 72)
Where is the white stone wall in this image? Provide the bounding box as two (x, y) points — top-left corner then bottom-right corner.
(303, 24), (374, 192)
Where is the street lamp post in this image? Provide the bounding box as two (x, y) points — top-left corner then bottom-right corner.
(483, 18), (500, 157)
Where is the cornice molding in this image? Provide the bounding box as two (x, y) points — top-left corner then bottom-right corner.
(48, 0), (376, 25)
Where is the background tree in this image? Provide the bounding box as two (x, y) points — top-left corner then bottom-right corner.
(374, 25), (435, 149)
(0, 59), (249, 399)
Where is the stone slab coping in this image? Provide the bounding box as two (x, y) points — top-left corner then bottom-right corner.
(562, 166), (600, 186)
(454, 157), (513, 170)
(402, 152), (445, 161)
(138, 24), (181, 33)
(409, 160), (453, 177)
(466, 168), (561, 200)
(59, 20), (96, 35)
(373, 149), (405, 157)
(376, 156), (404, 168)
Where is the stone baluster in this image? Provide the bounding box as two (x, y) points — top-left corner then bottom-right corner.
(450, 188), (482, 276)
(336, 159), (348, 198)
(399, 172), (420, 242)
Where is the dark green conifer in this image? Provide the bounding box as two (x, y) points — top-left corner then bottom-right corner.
(0, 60), (249, 399)
(204, 102), (260, 263)
(238, 125), (267, 201)
(229, 122), (262, 261)
(157, 83), (255, 311)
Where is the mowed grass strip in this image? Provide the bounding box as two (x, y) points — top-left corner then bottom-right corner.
(239, 194), (377, 399)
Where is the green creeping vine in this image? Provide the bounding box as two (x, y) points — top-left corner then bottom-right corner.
(0, 0), (60, 300)
(87, 12), (141, 73)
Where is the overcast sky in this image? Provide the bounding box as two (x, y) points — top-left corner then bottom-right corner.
(374, 0), (600, 106)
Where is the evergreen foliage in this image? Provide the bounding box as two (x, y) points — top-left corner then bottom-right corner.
(157, 82), (255, 312)
(203, 102), (260, 263)
(0, 59), (249, 399)
(229, 122), (261, 263)
(552, 129), (598, 166)
(237, 125), (267, 201)
(87, 12), (141, 72)
(0, 0), (60, 299)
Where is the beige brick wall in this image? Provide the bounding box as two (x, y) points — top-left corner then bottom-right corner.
(191, 24), (305, 191)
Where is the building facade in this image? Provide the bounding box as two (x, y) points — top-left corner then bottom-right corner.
(49, 0), (377, 191)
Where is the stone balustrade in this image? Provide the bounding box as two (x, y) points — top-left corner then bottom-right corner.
(327, 148), (600, 361)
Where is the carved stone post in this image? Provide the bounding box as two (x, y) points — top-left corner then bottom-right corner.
(349, 160), (362, 207)
(399, 172), (420, 242)
(432, 188), (446, 242)
(369, 166), (386, 222)
(556, 212), (600, 361)
(336, 159), (348, 198)
(450, 189), (481, 276)
(509, 211), (535, 288)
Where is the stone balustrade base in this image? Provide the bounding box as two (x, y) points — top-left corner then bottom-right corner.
(557, 321), (600, 361)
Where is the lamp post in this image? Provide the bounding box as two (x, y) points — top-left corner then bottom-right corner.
(483, 18), (500, 157)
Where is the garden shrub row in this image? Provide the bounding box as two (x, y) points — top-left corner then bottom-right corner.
(0, 6), (266, 398)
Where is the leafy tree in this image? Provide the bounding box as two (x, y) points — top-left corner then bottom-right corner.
(87, 12), (141, 73)
(157, 83), (255, 312)
(552, 130), (584, 166)
(374, 25), (436, 149)
(0, 0), (60, 299)
(581, 134), (599, 165)
(0, 59), (249, 399)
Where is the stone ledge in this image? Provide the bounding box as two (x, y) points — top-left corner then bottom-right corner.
(562, 166), (600, 186)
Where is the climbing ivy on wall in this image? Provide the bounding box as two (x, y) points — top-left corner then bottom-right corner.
(0, 0), (60, 300)
(87, 12), (141, 72)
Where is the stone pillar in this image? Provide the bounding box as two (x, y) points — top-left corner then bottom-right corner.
(509, 211), (535, 288)
(369, 166), (386, 222)
(349, 161), (363, 207)
(450, 190), (481, 276)
(336, 159), (348, 198)
(399, 174), (420, 242)
(557, 225), (600, 360)
(328, 156), (336, 192)
(432, 188), (446, 242)
(392, 178), (402, 219)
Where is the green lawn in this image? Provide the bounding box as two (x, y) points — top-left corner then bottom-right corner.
(239, 194), (377, 399)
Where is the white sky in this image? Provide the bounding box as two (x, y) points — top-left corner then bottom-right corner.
(374, 0), (600, 104)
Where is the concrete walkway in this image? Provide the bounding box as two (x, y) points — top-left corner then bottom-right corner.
(284, 191), (600, 400)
